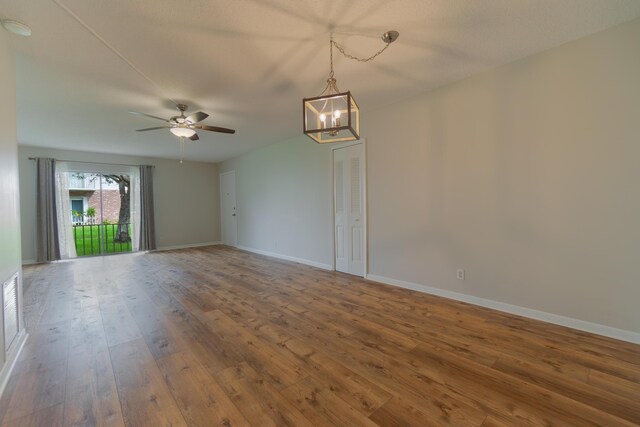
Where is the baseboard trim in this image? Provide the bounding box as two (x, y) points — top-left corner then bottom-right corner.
(24, 242), (224, 262)
(154, 241), (223, 251)
(0, 330), (28, 400)
(237, 246), (333, 271)
(366, 274), (640, 345)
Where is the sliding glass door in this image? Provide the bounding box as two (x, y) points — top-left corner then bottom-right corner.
(69, 173), (131, 256)
(57, 164), (139, 258)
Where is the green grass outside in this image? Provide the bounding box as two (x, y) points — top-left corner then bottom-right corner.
(73, 224), (133, 256)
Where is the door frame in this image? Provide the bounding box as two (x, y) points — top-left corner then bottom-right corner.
(330, 139), (368, 277)
(219, 170), (238, 247)
(70, 196), (87, 224)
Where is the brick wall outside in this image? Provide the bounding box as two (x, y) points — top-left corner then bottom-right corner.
(87, 189), (122, 223)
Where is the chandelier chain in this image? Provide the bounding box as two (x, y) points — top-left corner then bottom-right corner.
(320, 32), (394, 96)
(329, 33), (335, 78)
(331, 39), (391, 63)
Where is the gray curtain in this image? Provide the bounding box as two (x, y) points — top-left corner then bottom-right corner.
(36, 158), (61, 262)
(139, 165), (156, 250)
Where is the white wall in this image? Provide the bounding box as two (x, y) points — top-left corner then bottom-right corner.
(221, 18), (640, 335)
(220, 136), (334, 268)
(0, 29), (24, 382)
(19, 146), (221, 262)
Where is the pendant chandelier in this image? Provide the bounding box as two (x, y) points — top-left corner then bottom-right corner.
(303, 30), (399, 144)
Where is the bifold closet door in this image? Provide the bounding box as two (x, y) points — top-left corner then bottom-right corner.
(334, 144), (364, 277)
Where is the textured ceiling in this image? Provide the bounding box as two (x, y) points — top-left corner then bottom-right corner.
(2, 0), (639, 162)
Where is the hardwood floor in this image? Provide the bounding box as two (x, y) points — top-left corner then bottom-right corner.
(2, 246), (639, 426)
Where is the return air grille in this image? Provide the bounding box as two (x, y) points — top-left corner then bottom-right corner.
(3, 273), (19, 352)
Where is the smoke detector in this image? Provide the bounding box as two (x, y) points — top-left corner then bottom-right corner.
(1, 19), (32, 37)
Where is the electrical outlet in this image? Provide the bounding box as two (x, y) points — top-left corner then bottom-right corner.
(457, 268), (465, 280)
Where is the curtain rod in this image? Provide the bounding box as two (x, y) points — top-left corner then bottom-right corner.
(28, 157), (155, 168)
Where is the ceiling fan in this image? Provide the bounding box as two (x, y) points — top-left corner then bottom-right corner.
(130, 104), (235, 141)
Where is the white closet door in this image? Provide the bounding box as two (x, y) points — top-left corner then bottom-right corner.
(348, 149), (364, 276)
(334, 144), (364, 276)
(220, 171), (237, 247)
(334, 150), (348, 273)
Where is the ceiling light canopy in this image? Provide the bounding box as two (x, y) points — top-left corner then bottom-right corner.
(303, 31), (399, 144)
(1, 19), (32, 37)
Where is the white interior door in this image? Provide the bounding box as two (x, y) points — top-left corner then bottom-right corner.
(220, 171), (237, 247)
(334, 144), (364, 276)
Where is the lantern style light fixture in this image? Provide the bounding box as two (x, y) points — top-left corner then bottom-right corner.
(303, 30), (399, 144)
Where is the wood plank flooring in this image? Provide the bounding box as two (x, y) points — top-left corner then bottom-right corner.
(2, 246), (639, 426)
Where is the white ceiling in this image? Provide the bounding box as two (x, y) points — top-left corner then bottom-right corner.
(2, 1), (639, 162)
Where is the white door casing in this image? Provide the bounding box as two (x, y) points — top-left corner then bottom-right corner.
(333, 143), (364, 276)
(220, 170), (238, 247)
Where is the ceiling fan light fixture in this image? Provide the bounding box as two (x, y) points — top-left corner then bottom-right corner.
(170, 127), (196, 138)
(130, 104), (235, 162)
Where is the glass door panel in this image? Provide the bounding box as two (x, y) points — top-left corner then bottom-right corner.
(68, 172), (133, 257)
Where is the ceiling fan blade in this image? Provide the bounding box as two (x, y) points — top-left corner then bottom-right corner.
(189, 133), (200, 141)
(185, 112), (208, 124)
(129, 111), (169, 122)
(194, 125), (236, 134)
(136, 126), (170, 132)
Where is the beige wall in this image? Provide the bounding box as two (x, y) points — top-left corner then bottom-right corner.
(0, 30), (21, 370)
(19, 146), (221, 262)
(366, 18), (640, 333)
(220, 136), (334, 267)
(222, 18), (640, 334)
